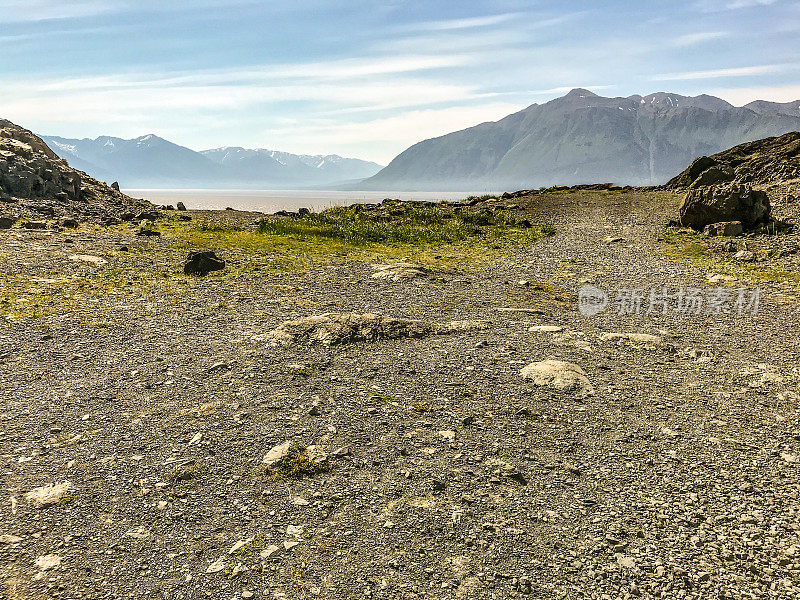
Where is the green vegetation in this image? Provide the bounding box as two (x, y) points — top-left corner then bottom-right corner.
(259, 444), (331, 479)
(663, 228), (800, 285)
(287, 364), (312, 377)
(256, 205), (538, 245)
(0, 201), (554, 324)
(57, 493), (75, 506)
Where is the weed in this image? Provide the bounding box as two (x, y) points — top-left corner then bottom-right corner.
(259, 444), (331, 479)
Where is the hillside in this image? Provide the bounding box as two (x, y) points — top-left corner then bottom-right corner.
(666, 131), (800, 188)
(361, 89), (800, 191)
(0, 119), (150, 222)
(42, 134), (382, 189)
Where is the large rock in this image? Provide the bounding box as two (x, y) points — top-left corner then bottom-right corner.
(688, 165), (735, 188)
(703, 221), (743, 237)
(519, 360), (594, 397)
(263, 313), (487, 346)
(184, 251), (225, 276)
(678, 184), (770, 230)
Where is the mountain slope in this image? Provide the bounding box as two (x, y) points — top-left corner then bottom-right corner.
(201, 147), (382, 185)
(362, 89), (800, 190)
(1, 119), (150, 221)
(41, 135), (382, 188)
(667, 131), (800, 188)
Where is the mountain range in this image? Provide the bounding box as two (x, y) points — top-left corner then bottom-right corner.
(361, 89), (800, 190)
(40, 134), (383, 189)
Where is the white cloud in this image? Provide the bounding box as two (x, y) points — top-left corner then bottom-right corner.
(671, 31), (728, 47)
(695, 0), (780, 11)
(651, 64), (786, 81)
(408, 13), (519, 32)
(0, 0), (120, 23)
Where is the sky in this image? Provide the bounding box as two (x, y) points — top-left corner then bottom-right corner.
(1, 0), (799, 164)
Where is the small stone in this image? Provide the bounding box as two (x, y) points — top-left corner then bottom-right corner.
(184, 250), (225, 276)
(25, 482), (71, 508)
(520, 360), (594, 397)
(0, 534), (23, 544)
(68, 254), (107, 265)
(124, 526), (151, 539)
(616, 555), (636, 569)
(35, 554), (61, 571)
(528, 325), (563, 333)
(188, 432), (203, 446)
(241, 592), (254, 599)
(259, 544), (280, 559)
(283, 540), (299, 551)
(206, 557), (226, 573)
(734, 250), (756, 262)
(263, 441), (292, 466)
(229, 537), (254, 554)
(292, 497), (310, 506)
(438, 430), (456, 443)
(286, 525), (303, 538)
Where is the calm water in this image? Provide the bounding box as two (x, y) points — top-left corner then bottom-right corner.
(123, 189), (487, 213)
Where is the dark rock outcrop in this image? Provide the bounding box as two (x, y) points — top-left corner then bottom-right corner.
(679, 185), (771, 230)
(667, 131), (800, 188)
(0, 119), (151, 223)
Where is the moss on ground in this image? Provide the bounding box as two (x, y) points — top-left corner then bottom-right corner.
(663, 228), (800, 285)
(0, 202), (554, 323)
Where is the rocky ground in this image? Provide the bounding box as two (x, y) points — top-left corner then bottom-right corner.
(1, 189), (800, 600)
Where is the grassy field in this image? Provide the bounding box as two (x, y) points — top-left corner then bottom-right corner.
(0, 204), (555, 321)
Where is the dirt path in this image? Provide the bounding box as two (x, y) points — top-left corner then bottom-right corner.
(2, 190), (799, 599)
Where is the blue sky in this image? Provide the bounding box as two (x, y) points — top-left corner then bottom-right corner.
(1, 0), (799, 163)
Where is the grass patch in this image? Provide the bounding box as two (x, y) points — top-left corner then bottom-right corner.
(257, 444), (331, 479)
(663, 228), (800, 285)
(256, 205), (537, 245)
(57, 493), (75, 506)
(166, 204), (554, 274)
(1, 201), (554, 324)
(287, 364), (311, 377)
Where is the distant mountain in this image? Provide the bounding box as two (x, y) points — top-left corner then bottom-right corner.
(40, 134), (382, 188)
(361, 88), (800, 190)
(201, 147), (382, 186)
(0, 119), (150, 221)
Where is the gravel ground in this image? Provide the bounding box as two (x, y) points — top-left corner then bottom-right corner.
(1, 189), (799, 600)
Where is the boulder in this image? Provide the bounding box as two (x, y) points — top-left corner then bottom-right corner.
(263, 313), (487, 346)
(689, 165), (735, 188)
(519, 360), (594, 397)
(176, 201), (187, 211)
(679, 184), (770, 230)
(703, 221), (743, 237)
(110, 181), (120, 191)
(184, 250), (225, 276)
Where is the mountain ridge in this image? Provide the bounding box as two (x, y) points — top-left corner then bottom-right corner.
(360, 89), (800, 191)
(41, 134), (383, 189)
